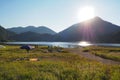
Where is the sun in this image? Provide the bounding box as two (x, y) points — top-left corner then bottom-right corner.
(78, 6), (95, 22)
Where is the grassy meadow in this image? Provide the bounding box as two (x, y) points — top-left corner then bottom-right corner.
(82, 46), (120, 62)
(0, 45), (120, 80)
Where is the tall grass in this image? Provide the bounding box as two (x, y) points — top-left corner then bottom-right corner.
(82, 46), (120, 61)
(0, 45), (120, 80)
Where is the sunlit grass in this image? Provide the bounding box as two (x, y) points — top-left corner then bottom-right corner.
(0, 45), (120, 80)
(82, 46), (120, 61)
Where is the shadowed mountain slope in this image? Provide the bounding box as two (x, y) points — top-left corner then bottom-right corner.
(9, 31), (54, 41)
(0, 25), (16, 42)
(57, 17), (120, 42)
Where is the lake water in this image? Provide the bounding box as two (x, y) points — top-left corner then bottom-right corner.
(4, 42), (120, 48)
(5, 42), (80, 48)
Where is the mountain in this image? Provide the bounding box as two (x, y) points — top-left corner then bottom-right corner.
(9, 31), (54, 41)
(2, 16), (120, 42)
(110, 31), (120, 43)
(7, 26), (56, 35)
(57, 17), (120, 42)
(0, 25), (16, 42)
(0, 25), (8, 41)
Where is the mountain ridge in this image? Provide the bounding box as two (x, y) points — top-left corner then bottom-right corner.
(7, 26), (56, 35)
(1, 16), (120, 42)
(57, 16), (120, 42)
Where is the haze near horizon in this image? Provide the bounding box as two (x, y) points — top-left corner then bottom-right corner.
(0, 0), (120, 32)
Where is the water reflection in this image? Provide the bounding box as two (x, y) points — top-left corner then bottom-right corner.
(5, 41), (92, 48)
(4, 42), (120, 48)
(78, 41), (91, 47)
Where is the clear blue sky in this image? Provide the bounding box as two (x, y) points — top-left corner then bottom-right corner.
(0, 0), (120, 32)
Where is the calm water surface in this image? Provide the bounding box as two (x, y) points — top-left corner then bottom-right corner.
(4, 42), (120, 48)
(5, 42), (79, 48)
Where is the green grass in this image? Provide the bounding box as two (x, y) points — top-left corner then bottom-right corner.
(82, 46), (120, 61)
(0, 45), (120, 80)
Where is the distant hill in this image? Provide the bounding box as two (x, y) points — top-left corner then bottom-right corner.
(57, 17), (120, 42)
(0, 25), (8, 41)
(0, 25), (16, 42)
(9, 31), (54, 41)
(7, 26), (56, 35)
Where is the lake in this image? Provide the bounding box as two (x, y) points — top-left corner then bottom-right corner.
(4, 41), (120, 48)
(5, 42), (80, 48)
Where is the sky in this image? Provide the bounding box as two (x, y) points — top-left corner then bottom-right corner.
(0, 0), (120, 32)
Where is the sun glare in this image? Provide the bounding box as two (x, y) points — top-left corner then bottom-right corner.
(78, 41), (91, 47)
(78, 6), (95, 22)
